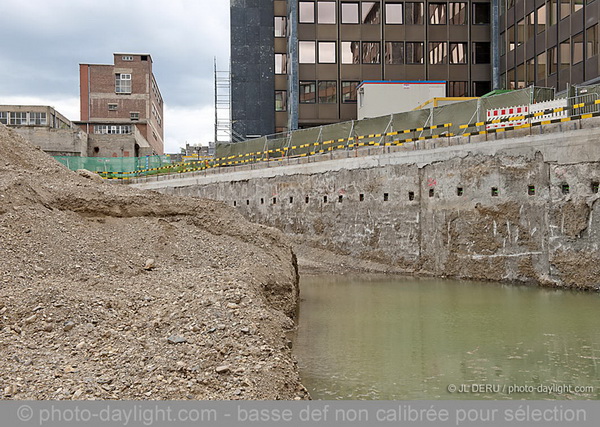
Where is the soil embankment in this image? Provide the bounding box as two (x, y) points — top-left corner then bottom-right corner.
(0, 124), (307, 400)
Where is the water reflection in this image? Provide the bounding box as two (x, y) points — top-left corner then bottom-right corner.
(292, 275), (600, 400)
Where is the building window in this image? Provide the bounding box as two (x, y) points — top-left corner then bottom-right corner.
(93, 125), (132, 134)
(341, 41), (361, 64)
(448, 2), (467, 25)
(29, 112), (47, 125)
(473, 42), (490, 63)
(472, 2), (490, 24)
(130, 112), (140, 120)
(299, 1), (315, 23)
(318, 1), (336, 23)
(275, 53), (288, 74)
(406, 42), (424, 63)
(548, 46), (557, 75)
(318, 81), (337, 103)
(587, 25), (598, 59)
(362, 42), (381, 63)
(573, 33), (584, 64)
(362, 2), (381, 24)
(275, 17), (287, 37)
(573, 0), (584, 12)
(122, 56), (133, 61)
(342, 81), (359, 102)
(449, 42), (467, 63)
(500, 31), (506, 55)
(560, 40), (570, 71)
(550, 0), (557, 26)
(299, 41), (316, 63)
(507, 68), (516, 89)
(516, 63), (525, 88)
(385, 41), (404, 64)
(473, 81), (491, 96)
(526, 58), (535, 85)
(526, 12), (535, 40)
(108, 103), (118, 111)
(341, 2), (360, 23)
(507, 0), (515, 9)
(448, 81), (468, 97)
(537, 5), (546, 33)
(560, 0), (570, 19)
(299, 81), (317, 103)
(405, 2), (424, 24)
(9, 112), (27, 125)
(429, 3), (447, 25)
(151, 103), (162, 127)
(115, 73), (132, 94)
(537, 51), (547, 81)
(0, 112), (6, 125)
(429, 42), (447, 64)
(275, 91), (287, 111)
(385, 2), (403, 24)
(508, 25), (515, 51)
(318, 42), (336, 63)
(517, 19), (525, 47)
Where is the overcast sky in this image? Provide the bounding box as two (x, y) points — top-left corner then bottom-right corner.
(0, 0), (230, 153)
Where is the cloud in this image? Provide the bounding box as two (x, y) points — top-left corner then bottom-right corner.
(0, 0), (230, 154)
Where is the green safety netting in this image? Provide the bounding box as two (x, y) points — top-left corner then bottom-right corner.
(53, 155), (175, 178)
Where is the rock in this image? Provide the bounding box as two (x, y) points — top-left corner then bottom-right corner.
(227, 303), (239, 309)
(143, 259), (155, 271)
(167, 335), (187, 344)
(42, 323), (53, 332)
(63, 321), (76, 332)
(215, 365), (230, 374)
(73, 389), (83, 399)
(34, 266), (44, 273)
(76, 169), (104, 183)
(240, 327), (250, 334)
(75, 341), (86, 350)
(24, 315), (37, 324)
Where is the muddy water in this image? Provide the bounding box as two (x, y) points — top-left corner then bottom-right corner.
(292, 275), (600, 400)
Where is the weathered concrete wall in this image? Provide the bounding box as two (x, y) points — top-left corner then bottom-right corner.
(13, 127), (87, 156)
(134, 119), (600, 290)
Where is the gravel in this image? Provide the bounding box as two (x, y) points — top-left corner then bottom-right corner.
(0, 124), (307, 400)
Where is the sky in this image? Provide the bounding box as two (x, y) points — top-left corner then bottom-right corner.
(0, 0), (230, 153)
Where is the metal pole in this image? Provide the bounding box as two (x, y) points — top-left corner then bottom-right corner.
(287, 0), (299, 131)
(491, 0), (501, 89)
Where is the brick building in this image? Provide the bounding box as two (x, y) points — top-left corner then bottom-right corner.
(77, 53), (164, 156)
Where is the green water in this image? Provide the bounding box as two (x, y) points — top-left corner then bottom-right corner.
(292, 275), (600, 400)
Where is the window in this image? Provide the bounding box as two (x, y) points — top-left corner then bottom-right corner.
(508, 68), (516, 89)
(341, 41), (361, 64)
(406, 42), (424, 63)
(93, 125), (132, 134)
(115, 73), (131, 94)
(429, 3), (447, 25)
(500, 31), (506, 55)
(318, 81), (337, 103)
(29, 112), (47, 125)
(573, 0), (584, 11)
(573, 33), (584, 64)
(318, 42), (336, 63)
(526, 58), (535, 85)
(299, 81), (317, 103)
(342, 81), (359, 102)
(275, 53), (287, 74)
(129, 112), (139, 120)
(405, 2), (424, 24)
(516, 63), (525, 88)
(385, 41), (404, 64)
(341, 2), (360, 23)
(362, 2), (381, 24)
(560, 40), (570, 71)
(318, 2), (336, 23)
(275, 91), (287, 111)
(537, 52), (547, 81)
(448, 81), (468, 97)
(537, 5), (546, 33)
(449, 42), (467, 63)
(385, 2), (403, 24)
(548, 46), (557, 75)
(448, 2), (467, 25)
(362, 42), (381, 63)
(275, 17), (287, 37)
(473, 81), (491, 96)
(517, 19), (525, 46)
(299, 41), (316, 63)
(550, 0), (557, 26)
(473, 42), (490, 63)
(508, 25), (515, 51)
(526, 12), (535, 40)
(9, 112), (27, 125)
(151, 103), (162, 127)
(108, 103), (118, 111)
(299, 1), (315, 23)
(0, 112), (6, 125)
(587, 25), (598, 59)
(560, 0), (570, 19)
(141, 55), (148, 61)
(122, 56), (133, 61)
(472, 2), (490, 24)
(507, 0), (515, 9)
(429, 42), (447, 64)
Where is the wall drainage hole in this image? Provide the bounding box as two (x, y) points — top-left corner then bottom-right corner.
(528, 185), (535, 196)
(408, 191), (415, 201)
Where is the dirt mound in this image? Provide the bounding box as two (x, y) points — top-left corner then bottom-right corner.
(0, 124), (306, 400)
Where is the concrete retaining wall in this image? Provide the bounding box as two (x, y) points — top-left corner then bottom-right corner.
(134, 119), (600, 290)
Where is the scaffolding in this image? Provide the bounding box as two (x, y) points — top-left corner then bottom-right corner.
(214, 58), (244, 144)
